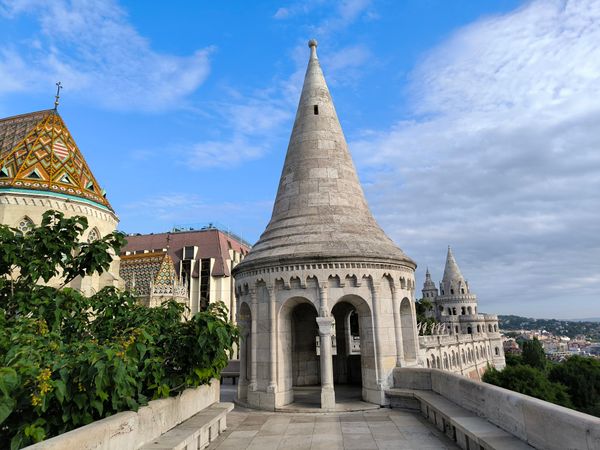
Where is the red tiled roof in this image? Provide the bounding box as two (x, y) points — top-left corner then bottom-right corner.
(122, 229), (251, 277)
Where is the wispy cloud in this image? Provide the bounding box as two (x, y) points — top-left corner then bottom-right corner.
(352, 0), (600, 317)
(273, 0), (374, 34)
(0, 0), (211, 111)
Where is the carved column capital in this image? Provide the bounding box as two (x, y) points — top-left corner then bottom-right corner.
(316, 316), (335, 336)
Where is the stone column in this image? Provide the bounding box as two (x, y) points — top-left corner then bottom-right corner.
(370, 281), (386, 388)
(390, 283), (404, 366)
(238, 327), (249, 399)
(318, 282), (329, 317)
(249, 289), (258, 391)
(267, 285), (277, 393)
(316, 316), (336, 410)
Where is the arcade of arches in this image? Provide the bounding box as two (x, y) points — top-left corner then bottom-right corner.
(234, 270), (419, 411)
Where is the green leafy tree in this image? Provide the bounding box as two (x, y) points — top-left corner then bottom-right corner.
(483, 365), (572, 408)
(521, 338), (547, 371)
(549, 356), (600, 416)
(504, 353), (523, 367)
(0, 211), (238, 449)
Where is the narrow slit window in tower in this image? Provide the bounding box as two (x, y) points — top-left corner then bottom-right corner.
(314, 105), (319, 115)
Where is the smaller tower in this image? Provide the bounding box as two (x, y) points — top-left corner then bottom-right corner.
(421, 268), (438, 300)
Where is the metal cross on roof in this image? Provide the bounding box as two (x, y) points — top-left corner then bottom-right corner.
(54, 81), (62, 110)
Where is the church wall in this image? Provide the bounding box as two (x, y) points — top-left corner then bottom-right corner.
(0, 192), (121, 295)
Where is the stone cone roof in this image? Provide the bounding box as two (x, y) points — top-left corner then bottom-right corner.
(442, 247), (465, 285)
(236, 40), (414, 271)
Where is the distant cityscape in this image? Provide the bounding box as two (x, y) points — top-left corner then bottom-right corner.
(500, 314), (600, 360)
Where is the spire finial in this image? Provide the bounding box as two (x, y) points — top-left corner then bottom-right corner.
(54, 81), (62, 110)
(308, 39), (318, 59)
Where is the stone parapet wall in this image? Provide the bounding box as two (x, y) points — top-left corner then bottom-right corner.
(418, 333), (504, 378)
(393, 368), (600, 450)
(23, 380), (220, 450)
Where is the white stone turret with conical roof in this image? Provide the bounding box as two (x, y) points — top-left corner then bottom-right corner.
(440, 246), (470, 297)
(233, 41), (419, 411)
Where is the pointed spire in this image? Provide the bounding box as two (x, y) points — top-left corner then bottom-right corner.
(442, 246), (465, 284)
(237, 40), (414, 269)
(422, 266), (437, 291)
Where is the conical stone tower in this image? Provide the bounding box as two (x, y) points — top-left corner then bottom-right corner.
(233, 41), (419, 411)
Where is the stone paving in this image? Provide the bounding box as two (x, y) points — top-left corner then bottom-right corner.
(208, 385), (459, 450)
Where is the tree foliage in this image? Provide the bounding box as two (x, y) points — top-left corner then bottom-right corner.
(0, 211), (238, 449)
(549, 356), (600, 416)
(521, 338), (547, 371)
(483, 365), (572, 408)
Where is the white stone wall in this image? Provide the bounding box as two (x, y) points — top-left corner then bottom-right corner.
(418, 331), (505, 379)
(23, 380), (220, 450)
(0, 192), (121, 295)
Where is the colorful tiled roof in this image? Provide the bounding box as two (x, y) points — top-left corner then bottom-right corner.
(120, 251), (185, 297)
(0, 109), (112, 210)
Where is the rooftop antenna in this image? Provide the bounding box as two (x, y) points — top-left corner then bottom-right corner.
(54, 81), (62, 110)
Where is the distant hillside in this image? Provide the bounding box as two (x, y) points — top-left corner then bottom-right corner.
(570, 318), (600, 323)
(499, 315), (600, 341)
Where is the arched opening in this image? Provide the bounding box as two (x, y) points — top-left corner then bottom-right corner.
(291, 302), (320, 386)
(400, 297), (417, 361)
(467, 306), (472, 315)
(330, 295), (375, 403)
(278, 297), (320, 406)
(467, 326), (472, 334)
(332, 302), (362, 386)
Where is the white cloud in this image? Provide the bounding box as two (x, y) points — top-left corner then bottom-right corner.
(0, 0), (211, 111)
(351, 0), (600, 318)
(183, 136), (266, 169)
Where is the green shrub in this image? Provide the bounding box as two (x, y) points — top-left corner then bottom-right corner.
(483, 364), (572, 408)
(0, 211), (238, 449)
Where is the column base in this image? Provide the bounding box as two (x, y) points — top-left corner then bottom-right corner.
(320, 387), (336, 411)
(266, 383), (277, 393)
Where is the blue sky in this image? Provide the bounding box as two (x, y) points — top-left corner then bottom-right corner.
(2, 0), (599, 320)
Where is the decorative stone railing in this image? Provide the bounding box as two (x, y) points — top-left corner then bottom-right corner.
(23, 379), (225, 450)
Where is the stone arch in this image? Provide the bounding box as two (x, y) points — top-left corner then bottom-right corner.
(329, 294), (377, 397)
(278, 296), (320, 396)
(399, 297), (417, 361)
(289, 276), (302, 289)
(328, 275), (341, 288)
(345, 274), (358, 287)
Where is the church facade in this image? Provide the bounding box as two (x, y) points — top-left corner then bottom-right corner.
(0, 109), (121, 294)
(232, 40), (505, 411)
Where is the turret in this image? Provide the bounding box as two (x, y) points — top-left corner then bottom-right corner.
(421, 267), (438, 300)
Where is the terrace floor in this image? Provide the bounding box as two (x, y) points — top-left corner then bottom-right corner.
(208, 383), (460, 450)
